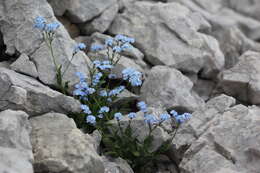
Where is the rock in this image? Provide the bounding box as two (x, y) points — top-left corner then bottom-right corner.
(179, 104), (260, 173)
(228, 0), (260, 22)
(65, 0), (117, 23)
(57, 16), (80, 38)
(155, 155), (178, 173)
(90, 130), (102, 152)
(102, 156), (134, 173)
(113, 89), (139, 106)
(10, 53), (38, 78)
(30, 112), (104, 173)
(219, 51), (260, 105)
(140, 66), (204, 112)
(0, 67), (81, 116)
(212, 27), (260, 69)
(0, 110), (33, 173)
(168, 94), (236, 163)
(193, 79), (215, 101)
(169, 0), (260, 40)
(80, 3), (119, 35)
(108, 108), (171, 152)
(109, 2), (224, 78)
(0, 0), (90, 86)
(0, 61), (11, 68)
(47, 0), (70, 16)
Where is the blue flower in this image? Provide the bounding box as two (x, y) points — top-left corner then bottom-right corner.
(144, 114), (158, 124)
(137, 101), (147, 113)
(91, 44), (104, 52)
(112, 46), (122, 53)
(73, 89), (86, 96)
(109, 86), (125, 96)
(94, 60), (113, 70)
(121, 43), (133, 51)
(93, 60), (101, 67)
(114, 112), (123, 121)
(122, 68), (142, 86)
(75, 72), (86, 81)
(81, 104), (92, 114)
(175, 113), (192, 124)
(86, 115), (96, 125)
(99, 106), (110, 114)
(73, 89), (84, 96)
(87, 87), (96, 94)
(73, 43), (86, 54)
(170, 110), (178, 118)
(45, 22), (60, 32)
(107, 98), (112, 102)
(34, 16), (46, 30)
(160, 113), (171, 121)
(115, 34), (135, 43)
(98, 114), (104, 118)
(99, 90), (108, 97)
(128, 112), (137, 119)
(108, 74), (117, 79)
(105, 38), (114, 46)
(115, 34), (125, 41)
(92, 72), (103, 86)
(74, 73), (96, 97)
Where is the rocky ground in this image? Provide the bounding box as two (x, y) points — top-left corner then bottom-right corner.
(0, 0), (260, 173)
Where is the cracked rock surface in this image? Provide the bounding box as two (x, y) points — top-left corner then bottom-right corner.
(0, 67), (81, 116)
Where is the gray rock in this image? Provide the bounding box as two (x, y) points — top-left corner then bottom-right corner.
(219, 51), (260, 105)
(193, 79), (215, 101)
(168, 94), (236, 163)
(65, 0), (117, 23)
(10, 53), (38, 78)
(0, 0), (90, 86)
(109, 2), (224, 78)
(0, 110), (33, 173)
(47, 0), (70, 16)
(140, 66), (204, 112)
(0, 67), (81, 116)
(212, 27), (260, 69)
(102, 156), (134, 173)
(80, 3), (119, 35)
(169, 0), (260, 40)
(30, 112), (104, 173)
(0, 61), (11, 68)
(228, 0), (260, 22)
(57, 16), (80, 38)
(90, 130), (102, 152)
(113, 89), (139, 106)
(180, 104), (260, 173)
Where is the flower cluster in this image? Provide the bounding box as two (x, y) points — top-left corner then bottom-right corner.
(122, 68), (142, 87)
(137, 101), (192, 126)
(93, 60), (113, 70)
(105, 34), (135, 53)
(34, 16), (60, 33)
(91, 44), (105, 52)
(73, 72), (95, 98)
